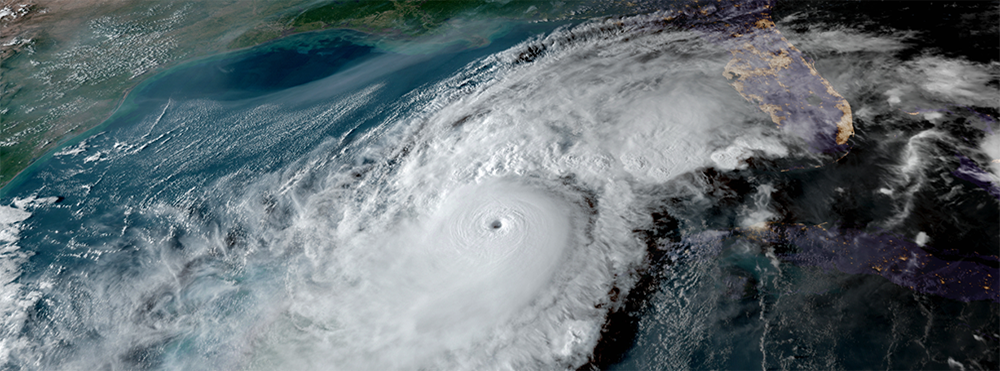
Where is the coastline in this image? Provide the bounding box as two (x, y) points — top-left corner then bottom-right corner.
(0, 0), (584, 190)
(0, 19), (522, 196)
(1, 0), (310, 188)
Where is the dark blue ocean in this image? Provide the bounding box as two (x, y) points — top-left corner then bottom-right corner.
(1, 24), (573, 369)
(0, 9), (996, 370)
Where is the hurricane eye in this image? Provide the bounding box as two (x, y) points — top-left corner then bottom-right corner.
(489, 220), (503, 229)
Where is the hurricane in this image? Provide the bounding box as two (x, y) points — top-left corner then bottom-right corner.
(0, 1), (997, 370)
(227, 18), (771, 369)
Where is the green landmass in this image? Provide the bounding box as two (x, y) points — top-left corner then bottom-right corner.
(228, 0), (599, 49)
(1, 0), (632, 190)
(1, 0), (310, 188)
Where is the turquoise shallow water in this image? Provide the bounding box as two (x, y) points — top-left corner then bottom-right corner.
(0, 24), (568, 369)
(0, 4), (997, 370)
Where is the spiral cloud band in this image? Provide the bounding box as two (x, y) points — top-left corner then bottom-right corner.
(386, 179), (578, 338)
(2, 2), (997, 370)
(0, 8), (808, 371)
(242, 14), (790, 370)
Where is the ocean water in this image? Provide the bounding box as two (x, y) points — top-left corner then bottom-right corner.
(1, 24), (571, 369)
(1, 3), (997, 370)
